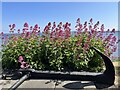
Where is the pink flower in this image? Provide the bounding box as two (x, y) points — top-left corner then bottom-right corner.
(77, 18), (80, 23)
(117, 39), (120, 43)
(40, 37), (43, 41)
(90, 18), (93, 23)
(106, 29), (110, 35)
(20, 62), (30, 69)
(100, 24), (104, 33)
(76, 38), (82, 46)
(12, 24), (16, 28)
(96, 21), (99, 25)
(58, 23), (62, 29)
(63, 22), (69, 29)
(35, 24), (38, 28)
(14, 37), (18, 41)
(88, 33), (92, 39)
(84, 21), (87, 25)
(76, 43), (80, 46)
(104, 34), (113, 42)
(112, 36), (116, 42)
(18, 56), (30, 69)
(20, 65), (25, 68)
(76, 23), (83, 34)
(91, 29), (95, 34)
(1, 32), (4, 36)
(68, 23), (71, 26)
(21, 61), (26, 65)
(52, 22), (56, 30)
(48, 22), (51, 26)
(21, 33), (25, 38)
(26, 32), (31, 38)
(9, 25), (11, 28)
(18, 56), (24, 62)
(44, 26), (49, 32)
(104, 50), (109, 56)
(22, 28), (27, 33)
(58, 30), (64, 37)
(112, 46), (117, 52)
(26, 49), (29, 52)
(105, 45), (109, 49)
(77, 31), (82, 35)
(18, 29), (20, 33)
(64, 28), (71, 38)
(89, 25), (92, 30)
(79, 24), (82, 30)
(84, 43), (89, 50)
(84, 28), (88, 33)
(26, 64), (30, 68)
(66, 22), (69, 25)
(111, 56), (117, 60)
(24, 22), (29, 27)
(33, 24), (39, 33)
(5, 35), (8, 40)
(111, 28), (115, 33)
(38, 30), (40, 33)
(94, 24), (97, 29)
(83, 21), (87, 28)
(86, 37), (90, 42)
(107, 29), (110, 32)
(30, 26), (33, 30)
(50, 30), (55, 38)
(60, 22), (62, 25)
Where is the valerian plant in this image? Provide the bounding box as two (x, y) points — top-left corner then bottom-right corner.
(0, 18), (119, 72)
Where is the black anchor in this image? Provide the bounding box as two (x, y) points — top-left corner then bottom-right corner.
(6, 47), (115, 90)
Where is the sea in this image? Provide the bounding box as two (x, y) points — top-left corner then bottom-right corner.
(0, 31), (120, 60)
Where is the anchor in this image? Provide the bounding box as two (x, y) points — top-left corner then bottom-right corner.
(2, 47), (115, 90)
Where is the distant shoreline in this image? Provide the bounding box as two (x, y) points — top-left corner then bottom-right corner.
(2, 30), (120, 34)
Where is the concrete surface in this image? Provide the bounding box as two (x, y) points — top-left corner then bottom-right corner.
(0, 78), (118, 89)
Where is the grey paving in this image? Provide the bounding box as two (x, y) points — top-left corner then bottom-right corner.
(0, 79), (96, 89)
(0, 79), (118, 89)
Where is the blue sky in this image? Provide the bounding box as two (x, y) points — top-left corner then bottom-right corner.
(2, 2), (118, 33)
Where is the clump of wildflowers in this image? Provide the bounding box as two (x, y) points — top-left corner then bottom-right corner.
(1, 18), (119, 72)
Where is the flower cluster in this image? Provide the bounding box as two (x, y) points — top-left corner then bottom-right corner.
(1, 18), (119, 72)
(18, 56), (30, 69)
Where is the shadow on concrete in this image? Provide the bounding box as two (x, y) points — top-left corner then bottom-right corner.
(63, 81), (116, 89)
(63, 81), (94, 89)
(94, 82), (115, 89)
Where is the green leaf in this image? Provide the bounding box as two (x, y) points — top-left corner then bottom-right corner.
(25, 54), (31, 58)
(46, 45), (49, 47)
